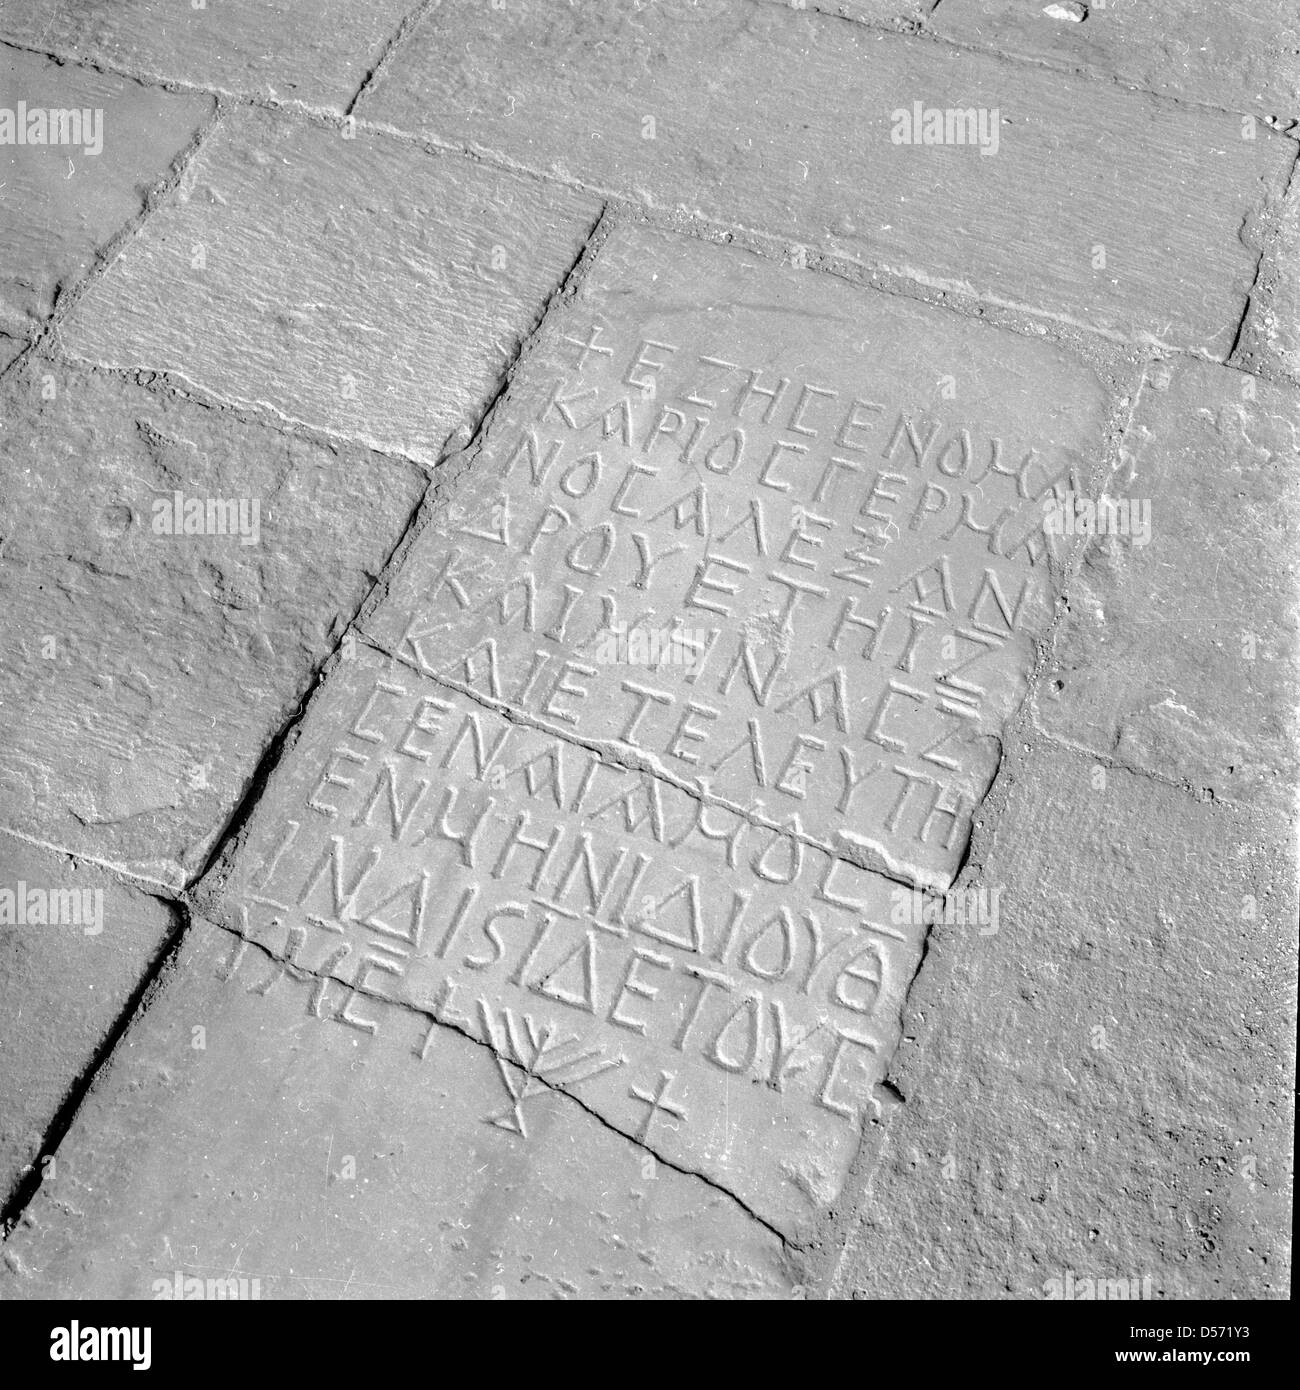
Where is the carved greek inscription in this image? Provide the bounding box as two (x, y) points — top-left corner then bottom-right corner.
(213, 243), (1102, 1228)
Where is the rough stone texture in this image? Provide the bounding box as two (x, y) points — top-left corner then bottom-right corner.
(930, 1), (1300, 117)
(59, 105), (601, 463)
(184, 223), (1109, 1240)
(0, 332), (22, 373)
(0, 830), (175, 1208)
(755, 0), (930, 25)
(831, 740), (1296, 1300)
(1233, 173), (1300, 387)
(0, 914), (793, 1299)
(0, 46), (211, 337)
(1038, 359), (1299, 814)
(361, 0), (1291, 355)
(0, 0), (416, 111)
(0, 357), (427, 887)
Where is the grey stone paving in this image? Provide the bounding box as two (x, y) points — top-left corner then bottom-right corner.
(0, 0), (1294, 1301)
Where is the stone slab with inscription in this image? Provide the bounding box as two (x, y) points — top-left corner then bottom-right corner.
(187, 223), (1109, 1237)
(0, 357), (426, 887)
(56, 106), (600, 464)
(0, 0), (417, 111)
(360, 0), (1291, 355)
(1038, 359), (1299, 813)
(0, 46), (212, 338)
(0, 830), (175, 1210)
(0, 914), (793, 1299)
(832, 740), (1296, 1299)
(930, 0), (1300, 119)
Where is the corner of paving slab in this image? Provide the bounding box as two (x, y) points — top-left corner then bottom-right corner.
(0, 862), (190, 1239)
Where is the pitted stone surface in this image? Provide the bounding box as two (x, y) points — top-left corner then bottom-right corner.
(0, 46), (211, 337)
(1039, 359), (1300, 812)
(361, 0), (1291, 354)
(58, 105), (601, 463)
(188, 224), (1109, 1234)
(833, 741), (1296, 1300)
(0, 915), (793, 1299)
(931, 0), (1300, 118)
(0, 831), (174, 1206)
(0, 358), (426, 886)
(0, 0), (417, 110)
(1234, 179), (1300, 388)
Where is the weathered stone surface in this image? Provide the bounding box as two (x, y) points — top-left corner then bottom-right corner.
(189, 223), (1108, 1236)
(0, 331), (22, 373)
(0, 915), (793, 1299)
(0, 830), (174, 1207)
(1039, 359), (1299, 812)
(0, 46), (211, 337)
(0, 0), (415, 111)
(58, 106), (601, 463)
(1233, 177), (1300, 387)
(756, 0), (929, 25)
(931, 0), (1300, 117)
(0, 358), (426, 886)
(831, 741), (1296, 1299)
(361, 0), (1290, 354)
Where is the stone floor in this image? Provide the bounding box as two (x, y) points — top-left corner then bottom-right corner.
(0, 0), (1295, 1301)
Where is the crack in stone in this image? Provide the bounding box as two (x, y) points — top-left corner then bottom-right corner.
(1226, 140), (1300, 367)
(0, 897), (190, 1237)
(201, 915), (793, 1250)
(47, 354), (441, 473)
(353, 629), (933, 895)
(0, 824), (181, 897)
(343, 0), (443, 118)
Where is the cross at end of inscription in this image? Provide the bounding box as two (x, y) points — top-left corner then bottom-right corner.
(628, 1069), (687, 1144)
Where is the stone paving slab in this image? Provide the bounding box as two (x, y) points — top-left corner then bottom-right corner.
(831, 740), (1296, 1299)
(0, 830), (174, 1209)
(1039, 359), (1299, 813)
(930, 0), (1300, 118)
(58, 105), (601, 464)
(0, 357), (426, 887)
(185, 221), (1111, 1238)
(0, 45), (211, 337)
(0, 913), (793, 1299)
(361, 0), (1290, 355)
(0, 0), (416, 111)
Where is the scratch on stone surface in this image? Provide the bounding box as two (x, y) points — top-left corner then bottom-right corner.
(201, 918), (795, 1251)
(0, 824), (181, 897)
